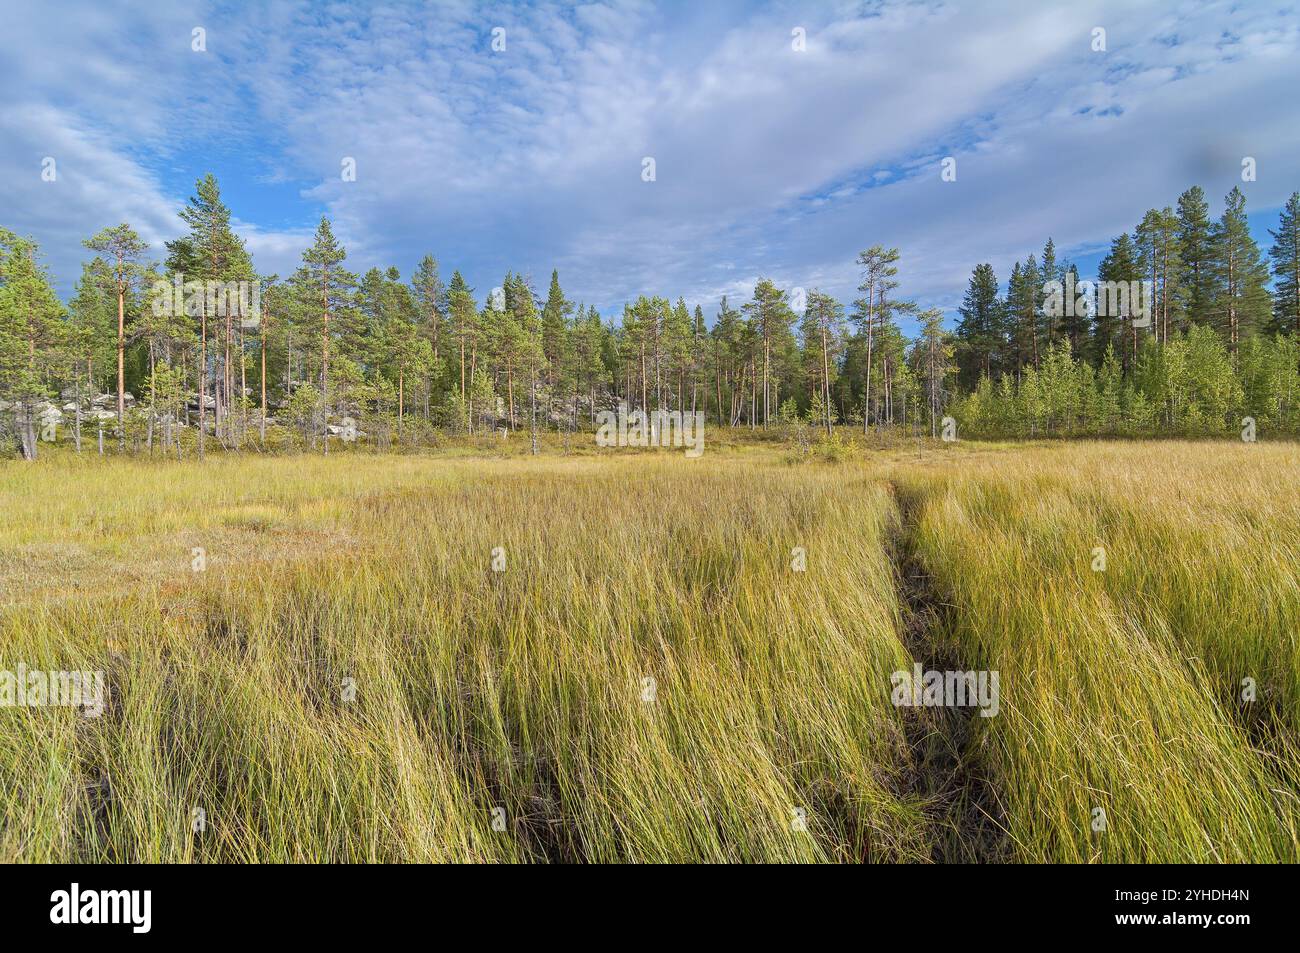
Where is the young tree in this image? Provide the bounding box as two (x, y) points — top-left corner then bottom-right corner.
(911, 307), (954, 438)
(801, 290), (845, 435)
(0, 234), (64, 459)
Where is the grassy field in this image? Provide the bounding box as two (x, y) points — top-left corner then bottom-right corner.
(1, 436), (1297, 862)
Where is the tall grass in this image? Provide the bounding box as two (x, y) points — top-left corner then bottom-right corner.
(3, 440), (1297, 862)
(895, 441), (1300, 862)
(0, 452), (926, 862)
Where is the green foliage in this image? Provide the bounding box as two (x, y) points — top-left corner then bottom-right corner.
(5, 175), (1300, 459)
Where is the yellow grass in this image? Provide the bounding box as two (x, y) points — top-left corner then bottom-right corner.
(1, 437), (1296, 862)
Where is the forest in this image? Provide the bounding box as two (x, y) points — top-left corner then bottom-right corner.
(2, 175), (1298, 460)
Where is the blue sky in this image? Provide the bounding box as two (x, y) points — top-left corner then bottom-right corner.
(2, 0), (1299, 335)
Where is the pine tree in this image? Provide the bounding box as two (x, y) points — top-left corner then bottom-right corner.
(1210, 186), (1270, 350)
(165, 174), (250, 457)
(853, 246), (902, 430)
(743, 278), (795, 427)
(292, 217), (355, 452)
(84, 224), (147, 440)
(801, 290), (844, 435)
(1139, 206), (1182, 342)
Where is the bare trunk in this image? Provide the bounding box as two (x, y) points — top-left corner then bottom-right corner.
(199, 311), (207, 460)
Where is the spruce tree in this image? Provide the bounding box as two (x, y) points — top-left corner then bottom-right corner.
(1059, 263), (1090, 361)
(1096, 232), (1140, 371)
(1268, 192), (1300, 335)
(1176, 186), (1214, 324)
(953, 263), (1001, 388)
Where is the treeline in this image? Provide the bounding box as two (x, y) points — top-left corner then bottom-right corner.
(2, 176), (1298, 459)
(949, 185), (1300, 438)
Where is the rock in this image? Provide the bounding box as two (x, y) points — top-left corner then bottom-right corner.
(326, 424), (365, 439)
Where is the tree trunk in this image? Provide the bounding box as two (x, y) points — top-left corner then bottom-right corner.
(199, 311), (207, 460)
(116, 268), (126, 449)
(322, 269), (330, 454)
(261, 305), (268, 443)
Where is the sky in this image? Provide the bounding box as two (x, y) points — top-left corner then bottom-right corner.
(2, 0), (1299, 334)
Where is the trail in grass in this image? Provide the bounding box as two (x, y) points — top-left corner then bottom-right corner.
(885, 480), (1010, 863)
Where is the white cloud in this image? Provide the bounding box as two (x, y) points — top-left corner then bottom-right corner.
(1, 0), (1297, 325)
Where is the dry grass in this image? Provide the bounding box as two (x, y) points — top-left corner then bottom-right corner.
(1, 437), (1297, 862)
(890, 440), (1300, 862)
(0, 448), (925, 862)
